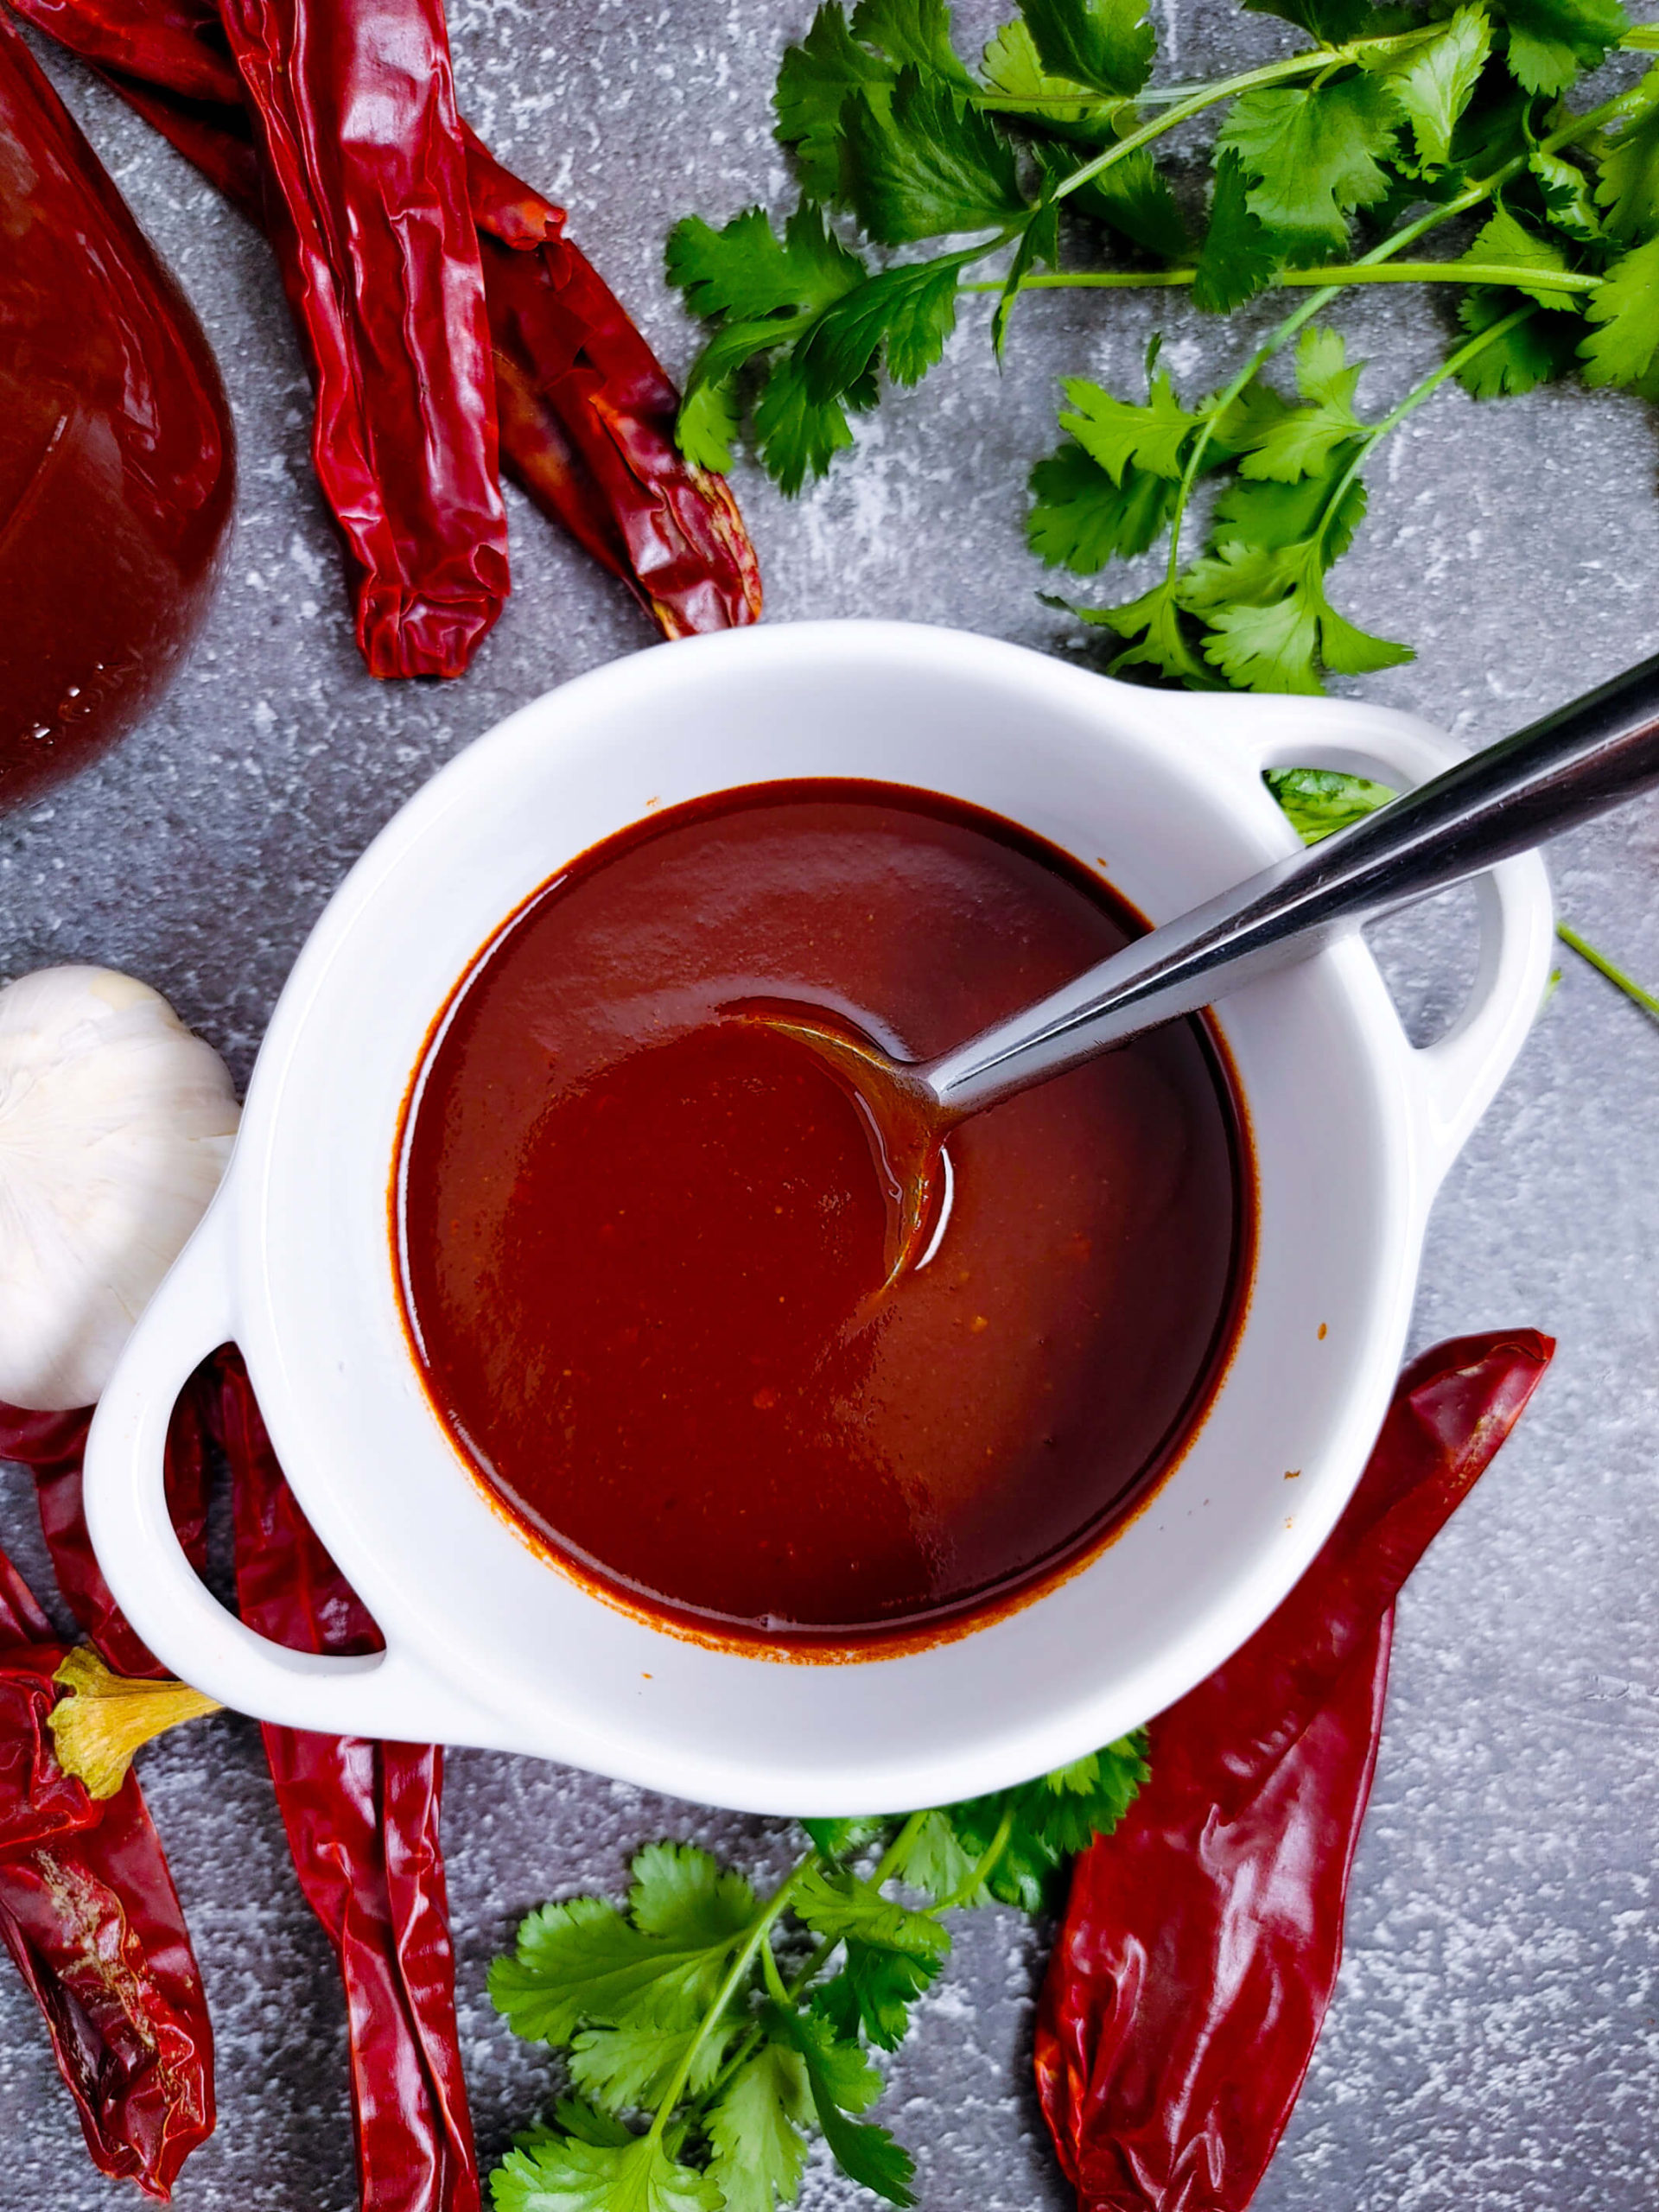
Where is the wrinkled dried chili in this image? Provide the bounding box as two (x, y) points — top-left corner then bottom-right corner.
(10, 0), (763, 639)
(203, 1346), (480, 2212)
(1034, 1329), (1554, 2212)
(215, 0), (509, 679)
(0, 1547), (101, 1856)
(0, 1392), (210, 1681)
(461, 128), (763, 640)
(0, 1462), (214, 2201)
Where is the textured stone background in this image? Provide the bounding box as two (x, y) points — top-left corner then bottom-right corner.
(3, 0), (1659, 2205)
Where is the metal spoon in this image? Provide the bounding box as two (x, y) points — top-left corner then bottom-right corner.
(744, 651), (1659, 1284)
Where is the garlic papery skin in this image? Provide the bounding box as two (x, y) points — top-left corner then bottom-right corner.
(0, 967), (239, 1410)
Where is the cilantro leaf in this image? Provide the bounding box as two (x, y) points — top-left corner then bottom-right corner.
(1058, 370), (1200, 480)
(1580, 234), (1659, 386)
(569, 2018), (733, 2113)
(800, 1815), (890, 1861)
(1183, 534), (1411, 692)
(1017, 0), (1157, 99)
(842, 67), (1028, 240)
(979, 18), (1117, 131)
(1184, 543), (1327, 690)
(1461, 202), (1580, 306)
(1265, 766), (1396, 841)
(1529, 145), (1604, 241)
(1454, 283), (1580, 393)
(798, 253), (968, 395)
(490, 1847), (756, 2045)
(753, 353), (861, 492)
(1233, 326), (1366, 482)
(666, 204), (864, 321)
(764, 2005), (915, 2207)
(1363, 4), (1492, 172)
(812, 1934), (940, 2052)
(706, 2049), (812, 2212)
(1193, 149), (1289, 311)
(1212, 460), (1368, 557)
(1243, 0), (1382, 40)
(888, 1808), (981, 1904)
(925, 1736), (1153, 1910)
(1028, 441), (1178, 569)
(1037, 135), (1190, 257)
(851, 0), (976, 85)
(1217, 77), (1402, 258)
(667, 205), (872, 472)
(775, 4), (895, 197)
(993, 196), (1059, 356)
(794, 1864), (952, 1955)
(1495, 0), (1628, 96)
(555, 2101), (636, 2150)
(1076, 578), (1212, 684)
(491, 2129), (721, 2212)
(676, 377), (743, 473)
(1592, 66), (1659, 243)
(630, 1844), (758, 1945)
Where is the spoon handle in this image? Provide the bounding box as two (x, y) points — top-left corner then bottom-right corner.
(925, 652), (1659, 1117)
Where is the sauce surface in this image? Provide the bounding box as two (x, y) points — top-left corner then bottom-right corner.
(397, 783), (1251, 1649)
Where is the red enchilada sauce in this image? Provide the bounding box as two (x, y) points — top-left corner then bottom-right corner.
(396, 783), (1251, 1649)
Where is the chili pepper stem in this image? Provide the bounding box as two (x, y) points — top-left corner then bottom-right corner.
(49, 1647), (223, 1800)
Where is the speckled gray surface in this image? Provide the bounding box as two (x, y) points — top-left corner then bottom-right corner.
(3, 2), (1659, 2206)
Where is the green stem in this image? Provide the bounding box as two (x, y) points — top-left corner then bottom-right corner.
(1313, 304), (1536, 550)
(1049, 25), (1443, 203)
(1144, 79), (1633, 602)
(868, 1809), (929, 1890)
(695, 1821), (918, 2113)
(645, 1860), (810, 2145)
(759, 1935), (792, 2006)
(1557, 923), (1659, 1023)
(960, 262), (1602, 293)
(934, 1803), (1018, 1911)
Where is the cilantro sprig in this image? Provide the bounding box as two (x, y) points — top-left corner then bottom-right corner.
(487, 1738), (1147, 2212)
(666, 0), (1658, 691)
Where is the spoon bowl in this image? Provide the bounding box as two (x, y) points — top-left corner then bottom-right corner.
(747, 645), (1659, 1291)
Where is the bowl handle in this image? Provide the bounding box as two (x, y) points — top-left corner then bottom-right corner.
(83, 1193), (497, 1744)
(1199, 693), (1556, 1198)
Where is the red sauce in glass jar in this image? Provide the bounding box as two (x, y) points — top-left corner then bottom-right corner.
(0, 17), (234, 807)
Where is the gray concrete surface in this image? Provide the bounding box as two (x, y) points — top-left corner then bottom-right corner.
(3, 1), (1659, 2205)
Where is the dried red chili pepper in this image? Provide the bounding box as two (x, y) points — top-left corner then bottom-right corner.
(0, 1546), (102, 1855)
(0, 8), (233, 806)
(0, 1513), (213, 2198)
(204, 1346), (480, 2212)
(1034, 1329), (1554, 2212)
(0, 1391), (211, 1681)
(211, 0), (509, 679)
(0, 1770), (214, 2199)
(6, 0), (765, 638)
(461, 128), (763, 639)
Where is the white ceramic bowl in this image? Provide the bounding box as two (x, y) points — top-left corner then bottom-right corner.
(83, 622), (1553, 1816)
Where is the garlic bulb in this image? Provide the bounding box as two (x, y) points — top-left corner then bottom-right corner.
(0, 967), (239, 1410)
